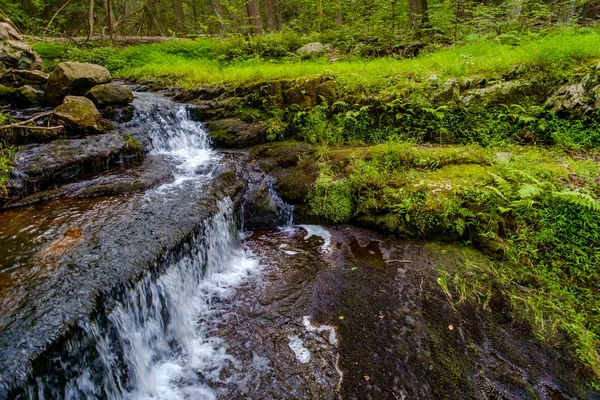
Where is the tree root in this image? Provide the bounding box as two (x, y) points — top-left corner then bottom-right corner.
(0, 111), (64, 131)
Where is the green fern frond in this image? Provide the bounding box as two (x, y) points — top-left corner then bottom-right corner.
(518, 183), (542, 199)
(552, 190), (600, 212)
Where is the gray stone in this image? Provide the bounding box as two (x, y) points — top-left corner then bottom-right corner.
(494, 152), (513, 165)
(0, 40), (42, 70)
(44, 62), (112, 105)
(0, 21), (22, 41)
(86, 83), (134, 108)
(433, 78), (460, 102)
(297, 42), (325, 57)
(546, 84), (590, 115)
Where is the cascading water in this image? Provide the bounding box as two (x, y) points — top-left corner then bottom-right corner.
(21, 93), (262, 400)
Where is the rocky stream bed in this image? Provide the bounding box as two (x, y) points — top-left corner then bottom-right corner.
(0, 89), (598, 399)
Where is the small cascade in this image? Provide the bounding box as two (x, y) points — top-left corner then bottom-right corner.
(15, 93), (262, 400)
(24, 199), (258, 400)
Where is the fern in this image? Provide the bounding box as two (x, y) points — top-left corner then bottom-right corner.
(552, 190), (600, 213)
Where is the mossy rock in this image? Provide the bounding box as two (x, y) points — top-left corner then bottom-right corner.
(53, 96), (103, 133)
(86, 84), (134, 108)
(206, 118), (266, 148)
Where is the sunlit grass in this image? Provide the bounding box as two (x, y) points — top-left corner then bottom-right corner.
(114, 27), (600, 89)
(33, 27), (600, 90)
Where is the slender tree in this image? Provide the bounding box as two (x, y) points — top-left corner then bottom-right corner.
(103, 0), (114, 38)
(172, 0), (186, 33)
(246, 0), (262, 34)
(408, 0), (429, 29)
(88, 0), (94, 39)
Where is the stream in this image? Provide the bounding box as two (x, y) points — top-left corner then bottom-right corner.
(0, 93), (596, 400)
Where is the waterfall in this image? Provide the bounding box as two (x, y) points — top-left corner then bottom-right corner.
(22, 93), (262, 400)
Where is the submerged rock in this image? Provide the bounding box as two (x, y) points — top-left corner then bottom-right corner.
(44, 62), (112, 105)
(86, 83), (134, 108)
(53, 95), (103, 132)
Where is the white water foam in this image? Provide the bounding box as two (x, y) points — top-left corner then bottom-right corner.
(299, 225), (332, 251)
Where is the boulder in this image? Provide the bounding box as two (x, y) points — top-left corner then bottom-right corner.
(206, 118), (265, 148)
(0, 84), (16, 104)
(53, 96), (103, 132)
(15, 85), (43, 107)
(86, 83), (133, 108)
(546, 84), (590, 115)
(44, 62), (112, 105)
(243, 183), (281, 230)
(297, 42), (325, 57)
(0, 40), (42, 70)
(0, 21), (22, 41)
(9, 69), (49, 86)
(461, 81), (530, 106)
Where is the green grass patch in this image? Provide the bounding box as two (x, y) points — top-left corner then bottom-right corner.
(32, 27), (600, 92)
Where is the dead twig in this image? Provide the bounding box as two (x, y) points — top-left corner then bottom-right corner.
(385, 259), (413, 264)
(0, 111), (62, 131)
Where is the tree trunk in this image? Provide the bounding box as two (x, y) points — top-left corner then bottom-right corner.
(88, 0), (94, 39)
(246, 0), (262, 34)
(103, 0), (114, 38)
(408, 0), (428, 29)
(211, 0), (225, 32)
(262, 0), (281, 31)
(172, 0), (186, 33)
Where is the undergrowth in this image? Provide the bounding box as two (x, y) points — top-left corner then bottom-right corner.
(307, 143), (600, 374)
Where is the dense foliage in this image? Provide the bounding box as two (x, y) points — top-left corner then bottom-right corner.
(2, 0), (599, 39)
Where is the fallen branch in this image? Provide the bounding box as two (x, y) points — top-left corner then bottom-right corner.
(0, 111), (60, 131)
(385, 259), (413, 264)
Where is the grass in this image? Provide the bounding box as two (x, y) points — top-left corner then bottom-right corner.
(307, 142), (600, 374)
(32, 27), (600, 92)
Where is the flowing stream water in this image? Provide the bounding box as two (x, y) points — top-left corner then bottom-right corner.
(18, 94), (264, 399)
(3, 93), (592, 400)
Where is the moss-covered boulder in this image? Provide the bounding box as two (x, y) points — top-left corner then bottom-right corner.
(86, 84), (134, 108)
(461, 81), (532, 106)
(206, 118), (266, 148)
(53, 96), (103, 132)
(0, 83), (16, 104)
(44, 62), (112, 105)
(15, 85), (43, 107)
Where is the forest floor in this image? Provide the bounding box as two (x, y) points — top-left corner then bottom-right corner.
(22, 27), (600, 382)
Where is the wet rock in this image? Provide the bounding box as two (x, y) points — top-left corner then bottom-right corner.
(102, 104), (135, 123)
(206, 118), (266, 148)
(53, 95), (103, 132)
(0, 83), (16, 104)
(9, 156), (174, 208)
(44, 62), (112, 105)
(86, 83), (134, 108)
(5, 133), (144, 201)
(297, 42), (325, 57)
(243, 184), (280, 230)
(546, 83), (591, 115)
(0, 40), (42, 71)
(15, 85), (43, 107)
